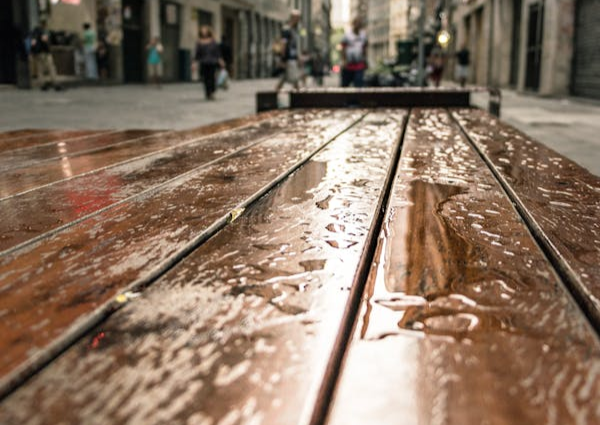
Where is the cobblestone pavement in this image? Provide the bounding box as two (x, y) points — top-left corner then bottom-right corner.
(1, 78), (598, 176)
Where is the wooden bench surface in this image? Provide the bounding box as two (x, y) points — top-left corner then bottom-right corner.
(0, 130), (111, 154)
(0, 106), (599, 425)
(328, 108), (600, 425)
(453, 109), (600, 323)
(0, 112), (295, 254)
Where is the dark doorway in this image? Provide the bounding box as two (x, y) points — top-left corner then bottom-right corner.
(223, 17), (235, 76)
(572, 0), (600, 99)
(122, 0), (144, 83)
(0, 0), (17, 84)
(222, 6), (238, 78)
(160, 1), (180, 82)
(509, 0), (522, 86)
(525, 2), (544, 91)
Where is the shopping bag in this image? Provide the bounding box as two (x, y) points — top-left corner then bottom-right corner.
(217, 68), (229, 89)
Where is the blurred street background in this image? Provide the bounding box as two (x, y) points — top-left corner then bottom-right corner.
(1, 0), (599, 174)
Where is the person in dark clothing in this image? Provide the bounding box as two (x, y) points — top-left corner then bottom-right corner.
(30, 21), (62, 91)
(275, 10), (302, 91)
(455, 45), (470, 87)
(194, 26), (224, 100)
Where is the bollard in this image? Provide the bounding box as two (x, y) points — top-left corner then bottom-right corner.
(488, 87), (501, 118)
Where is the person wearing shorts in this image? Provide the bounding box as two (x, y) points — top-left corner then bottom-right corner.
(341, 17), (368, 87)
(147, 36), (163, 88)
(276, 10), (302, 91)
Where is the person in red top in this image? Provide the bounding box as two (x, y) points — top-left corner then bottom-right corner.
(341, 17), (368, 87)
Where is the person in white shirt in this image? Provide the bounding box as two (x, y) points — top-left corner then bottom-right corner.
(341, 17), (368, 87)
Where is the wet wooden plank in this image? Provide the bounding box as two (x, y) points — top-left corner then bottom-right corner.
(0, 130), (160, 172)
(0, 130), (109, 154)
(0, 112), (298, 254)
(0, 129), (54, 143)
(0, 113), (281, 199)
(328, 109), (600, 425)
(452, 108), (600, 324)
(0, 109), (363, 399)
(0, 110), (407, 425)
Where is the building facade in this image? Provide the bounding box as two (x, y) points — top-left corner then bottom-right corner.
(350, 0), (368, 22)
(311, 0), (332, 60)
(0, 0), (293, 87)
(389, 0), (410, 56)
(451, 0), (600, 99)
(367, 0), (389, 65)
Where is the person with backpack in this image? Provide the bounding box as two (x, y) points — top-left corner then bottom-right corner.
(275, 9), (302, 91)
(341, 17), (368, 88)
(30, 21), (62, 91)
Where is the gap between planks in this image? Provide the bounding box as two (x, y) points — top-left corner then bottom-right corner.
(449, 109), (600, 346)
(303, 109), (411, 425)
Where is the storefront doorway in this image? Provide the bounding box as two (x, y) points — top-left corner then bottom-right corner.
(525, 1), (544, 91)
(160, 1), (180, 82)
(509, 0), (522, 87)
(122, 0), (144, 82)
(221, 6), (238, 78)
(572, 0), (600, 99)
(0, 0), (17, 84)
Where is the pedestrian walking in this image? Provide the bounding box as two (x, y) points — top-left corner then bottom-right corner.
(455, 44), (470, 88)
(82, 23), (98, 80)
(341, 17), (368, 88)
(275, 10), (302, 91)
(194, 26), (224, 100)
(146, 36), (163, 88)
(30, 21), (62, 91)
(428, 46), (444, 87)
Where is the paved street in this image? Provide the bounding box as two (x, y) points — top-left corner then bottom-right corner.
(1, 78), (599, 176)
(0, 79), (281, 131)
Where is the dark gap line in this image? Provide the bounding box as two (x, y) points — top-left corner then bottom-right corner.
(307, 109), (411, 425)
(0, 112), (367, 402)
(450, 110), (600, 342)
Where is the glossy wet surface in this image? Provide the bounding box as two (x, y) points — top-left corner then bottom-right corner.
(0, 130), (159, 172)
(329, 109), (600, 425)
(0, 111), (407, 425)
(452, 109), (600, 321)
(0, 112), (302, 254)
(0, 130), (109, 154)
(0, 114), (278, 199)
(0, 109), (361, 395)
(0, 107), (599, 425)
